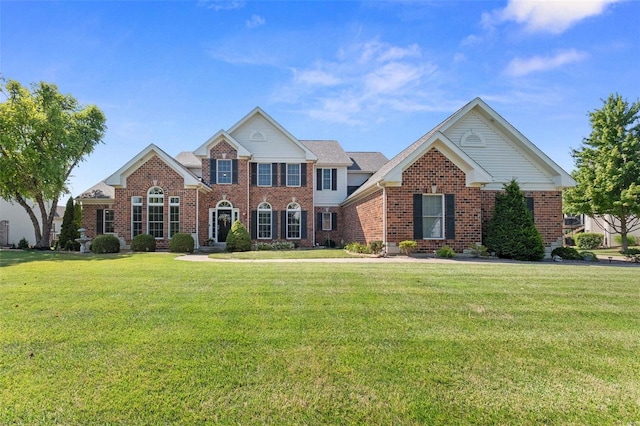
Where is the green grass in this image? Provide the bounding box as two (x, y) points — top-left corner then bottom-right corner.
(208, 248), (366, 259)
(1, 251), (639, 424)
(592, 246), (640, 256)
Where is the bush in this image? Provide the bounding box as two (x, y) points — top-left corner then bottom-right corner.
(169, 233), (194, 253)
(256, 241), (295, 251)
(621, 248), (640, 262)
(131, 234), (156, 252)
(485, 180), (545, 261)
(226, 220), (251, 252)
(551, 246), (583, 260)
(579, 251), (598, 262)
(256, 242), (273, 251)
(614, 235), (638, 246)
(90, 235), (120, 254)
(574, 233), (603, 250)
(468, 244), (489, 258)
(369, 241), (384, 254)
(436, 245), (456, 258)
(18, 237), (29, 250)
(398, 240), (417, 254)
(345, 242), (371, 254)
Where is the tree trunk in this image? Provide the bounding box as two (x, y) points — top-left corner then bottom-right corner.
(620, 217), (628, 252)
(35, 195), (59, 249)
(14, 194), (43, 246)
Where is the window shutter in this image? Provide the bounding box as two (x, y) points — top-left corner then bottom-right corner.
(301, 211), (308, 239)
(331, 168), (337, 191)
(250, 211), (257, 240)
(209, 159), (216, 185)
(445, 194), (455, 240)
(96, 209), (104, 235)
(316, 169), (322, 190)
(413, 194), (423, 239)
(281, 211), (287, 239)
(317, 212), (323, 230)
(231, 159), (238, 184)
(301, 163), (307, 187)
(331, 212), (337, 231)
(280, 163), (287, 187)
(272, 163), (278, 187)
(251, 163), (257, 186)
(272, 211), (278, 239)
(526, 196), (535, 220)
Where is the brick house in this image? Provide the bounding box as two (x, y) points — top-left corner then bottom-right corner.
(78, 99), (574, 253)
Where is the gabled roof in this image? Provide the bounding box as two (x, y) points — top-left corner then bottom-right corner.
(105, 143), (207, 189)
(193, 129), (252, 158)
(229, 107), (318, 161)
(346, 152), (389, 172)
(345, 97), (574, 203)
(300, 140), (352, 166)
(175, 151), (201, 168)
(77, 181), (115, 200)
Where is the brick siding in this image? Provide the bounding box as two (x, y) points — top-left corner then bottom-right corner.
(341, 189), (384, 244)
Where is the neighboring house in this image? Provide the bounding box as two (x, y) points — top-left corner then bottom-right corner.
(77, 99), (574, 253)
(0, 198), (64, 247)
(584, 215), (640, 247)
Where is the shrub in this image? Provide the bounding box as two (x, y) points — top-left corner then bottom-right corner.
(226, 220), (251, 252)
(169, 233), (194, 253)
(579, 251), (598, 262)
(271, 241), (295, 250)
(614, 235), (638, 246)
(256, 242), (273, 251)
(551, 246), (583, 260)
(398, 240), (417, 255)
(436, 245), (456, 258)
(574, 233), (603, 250)
(90, 235), (120, 254)
(621, 248), (640, 262)
(485, 180), (545, 261)
(131, 234), (156, 252)
(468, 244), (489, 258)
(345, 242), (371, 254)
(369, 241), (384, 254)
(18, 237), (29, 250)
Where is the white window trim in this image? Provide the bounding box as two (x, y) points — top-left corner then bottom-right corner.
(169, 197), (180, 238)
(103, 209), (115, 234)
(321, 168), (331, 190)
(147, 187), (164, 240)
(321, 211), (332, 231)
(286, 163), (301, 187)
(257, 202), (272, 239)
(217, 159), (233, 185)
(131, 196), (143, 239)
(286, 202), (301, 240)
(257, 163), (272, 187)
(422, 194), (444, 240)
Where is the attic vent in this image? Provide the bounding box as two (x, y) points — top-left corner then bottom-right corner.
(461, 129), (486, 147)
(250, 130), (267, 141)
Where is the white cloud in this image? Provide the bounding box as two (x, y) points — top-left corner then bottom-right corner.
(486, 0), (621, 34)
(246, 14), (265, 29)
(364, 62), (425, 94)
(197, 0), (245, 11)
(294, 69), (342, 86)
(504, 49), (589, 76)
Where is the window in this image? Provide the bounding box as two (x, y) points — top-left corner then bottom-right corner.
(287, 164), (301, 187)
(287, 202), (301, 239)
(147, 187), (164, 239)
(169, 197), (180, 238)
(132, 196), (143, 237)
(258, 163), (272, 186)
(257, 202), (272, 239)
(422, 195), (444, 239)
(322, 212), (332, 231)
(217, 159), (232, 184)
(104, 209), (115, 233)
(322, 169), (331, 190)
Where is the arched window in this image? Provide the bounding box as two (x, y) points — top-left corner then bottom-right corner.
(286, 202), (301, 239)
(257, 202), (272, 239)
(147, 187), (164, 238)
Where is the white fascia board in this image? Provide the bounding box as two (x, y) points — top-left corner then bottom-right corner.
(193, 130), (252, 158)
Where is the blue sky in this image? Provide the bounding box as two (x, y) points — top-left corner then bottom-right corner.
(1, 0), (638, 196)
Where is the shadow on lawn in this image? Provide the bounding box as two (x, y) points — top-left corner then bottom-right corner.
(0, 249), (133, 268)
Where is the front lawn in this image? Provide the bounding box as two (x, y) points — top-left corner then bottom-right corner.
(207, 248), (365, 259)
(1, 251), (638, 424)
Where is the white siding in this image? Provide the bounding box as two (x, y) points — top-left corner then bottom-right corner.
(315, 167), (349, 206)
(0, 198), (61, 246)
(347, 172), (372, 187)
(230, 115), (307, 161)
(444, 111), (555, 189)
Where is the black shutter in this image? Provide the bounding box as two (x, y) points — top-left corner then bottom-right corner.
(96, 209), (104, 235)
(526, 196), (535, 220)
(316, 169), (322, 190)
(301, 211), (308, 239)
(250, 210), (257, 239)
(209, 159), (216, 185)
(331, 212), (337, 231)
(272, 163), (278, 187)
(301, 163), (307, 187)
(272, 211), (278, 240)
(231, 159), (238, 184)
(280, 163), (287, 187)
(413, 194), (423, 240)
(331, 168), (337, 191)
(251, 163), (257, 186)
(317, 212), (323, 230)
(445, 194), (455, 240)
(281, 211), (287, 239)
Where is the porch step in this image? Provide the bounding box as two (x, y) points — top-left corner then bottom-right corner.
(198, 243), (227, 253)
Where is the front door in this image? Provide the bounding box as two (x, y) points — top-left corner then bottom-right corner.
(216, 209), (233, 243)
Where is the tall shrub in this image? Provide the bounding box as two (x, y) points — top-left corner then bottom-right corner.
(169, 233), (195, 253)
(226, 220), (251, 252)
(485, 180), (545, 261)
(58, 196), (80, 251)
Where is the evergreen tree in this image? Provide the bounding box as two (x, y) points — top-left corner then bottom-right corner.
(485, 180), (545, 261)
(58, 196), (80, 251)
(226, 220), (251, 252)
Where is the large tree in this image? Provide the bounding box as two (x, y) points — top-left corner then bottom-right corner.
(0, 79), (106, 248)
(564, 94), (640, 251)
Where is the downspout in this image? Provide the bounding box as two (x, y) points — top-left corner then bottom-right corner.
(377, 181), (387, 250)
(247, 159), (250, 228)
(312, 162), (316, 247)
(195, 187), (200, 249)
